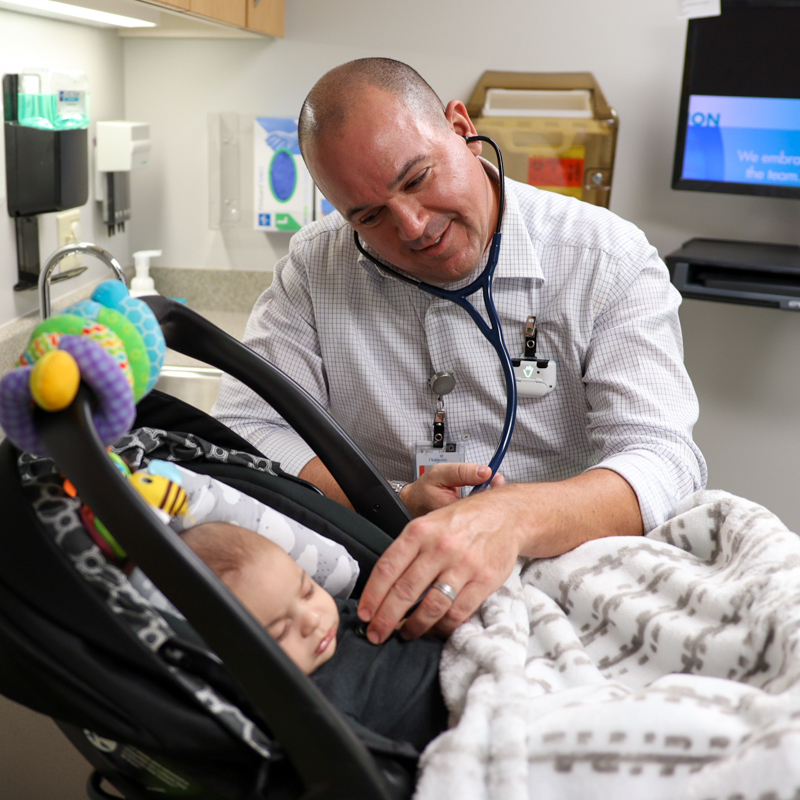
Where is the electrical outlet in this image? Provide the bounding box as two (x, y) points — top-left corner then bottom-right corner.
(56, 209), (82, 270)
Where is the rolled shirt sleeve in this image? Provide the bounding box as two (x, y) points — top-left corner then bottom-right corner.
(580, 241), (706, 531)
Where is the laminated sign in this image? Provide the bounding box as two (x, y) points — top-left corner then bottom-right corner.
(253, 118), (313, 232)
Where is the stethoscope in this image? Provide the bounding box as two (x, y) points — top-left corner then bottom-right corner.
(353, 135), (516, 494)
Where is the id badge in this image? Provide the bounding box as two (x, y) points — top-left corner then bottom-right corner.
(414, 441), (466, 478)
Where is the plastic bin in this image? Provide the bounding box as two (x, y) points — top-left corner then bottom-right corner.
(466, 71), (618, 208)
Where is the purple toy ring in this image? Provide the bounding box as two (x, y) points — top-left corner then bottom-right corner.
(0, 335), (135, 457)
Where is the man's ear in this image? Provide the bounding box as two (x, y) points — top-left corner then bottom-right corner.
(444, 100), (481, 155)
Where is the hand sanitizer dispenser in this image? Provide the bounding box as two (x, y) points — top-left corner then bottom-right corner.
(130, 250), (161, 298)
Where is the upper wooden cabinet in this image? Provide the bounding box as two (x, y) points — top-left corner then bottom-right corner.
(138, 0), (284, 37)
(189, 0), (246, 28)
(152, 0), (191, 10)
(246, 0), (284, 36)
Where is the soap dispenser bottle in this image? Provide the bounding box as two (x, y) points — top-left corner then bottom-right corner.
(130, 250), (162, 298)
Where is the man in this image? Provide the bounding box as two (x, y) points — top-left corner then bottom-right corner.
(213, 58), (706, 646)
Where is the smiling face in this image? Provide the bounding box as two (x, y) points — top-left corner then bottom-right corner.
(225, 537), (340, 675)
(306, 88), (500, 286)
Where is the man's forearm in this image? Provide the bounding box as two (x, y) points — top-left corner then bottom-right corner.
(508, 467), (644, 559)
(298, 456), (353, 509)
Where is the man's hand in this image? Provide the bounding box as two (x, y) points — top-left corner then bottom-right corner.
(399, 463), (505, 517)
(357, 469), (643, 644)
(298, 457), (504, 517)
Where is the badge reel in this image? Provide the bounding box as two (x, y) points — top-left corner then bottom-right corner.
(415, 370), (466, 480)
(511, 316), (557, 398)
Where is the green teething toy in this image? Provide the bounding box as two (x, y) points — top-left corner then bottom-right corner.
(22, 315), (134, 392)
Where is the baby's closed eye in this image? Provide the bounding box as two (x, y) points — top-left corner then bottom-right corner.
(269, 619), (290, 641)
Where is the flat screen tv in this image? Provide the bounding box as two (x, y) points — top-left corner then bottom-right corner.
(672, 0), (800, 199)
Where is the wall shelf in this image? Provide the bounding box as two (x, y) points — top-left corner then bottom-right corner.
(665, 238), (800, 312)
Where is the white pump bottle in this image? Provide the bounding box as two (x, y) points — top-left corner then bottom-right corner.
(130, 250), (162, 298)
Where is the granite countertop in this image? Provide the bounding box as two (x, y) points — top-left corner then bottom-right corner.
(0, 267), (270, 439)
(0, 266), (268, 372)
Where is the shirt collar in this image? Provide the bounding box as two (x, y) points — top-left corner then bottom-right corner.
(491, 166), (543, 283)
(354, 159), (543, 285)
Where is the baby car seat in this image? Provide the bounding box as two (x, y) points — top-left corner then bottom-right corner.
(0, 297), (418, 800)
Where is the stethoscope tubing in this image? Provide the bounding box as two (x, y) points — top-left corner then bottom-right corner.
(353, 135), (516, 493)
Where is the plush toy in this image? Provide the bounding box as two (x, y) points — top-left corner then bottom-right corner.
(28, 349), (80, 412)
(0, 280), (166, 458)
(128, 471), (189, 518)
(71, 458), (189, 567)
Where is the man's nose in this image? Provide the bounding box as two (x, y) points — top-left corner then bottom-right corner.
(391, 199), (428, 243)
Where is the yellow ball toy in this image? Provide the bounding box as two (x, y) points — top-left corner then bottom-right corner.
(29, 350), (81, 411)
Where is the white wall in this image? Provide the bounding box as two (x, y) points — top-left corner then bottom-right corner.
(0, 9), (132, 326)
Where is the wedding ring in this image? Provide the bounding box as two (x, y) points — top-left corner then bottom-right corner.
(431, 580), (458, 603)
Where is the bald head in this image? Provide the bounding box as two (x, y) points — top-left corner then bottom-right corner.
(298, 58), (446, 162)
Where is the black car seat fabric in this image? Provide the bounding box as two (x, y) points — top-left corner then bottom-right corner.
(15, 456), (274, 760)
(0, 428), (418, 799)
(0, 443), (269, 800)
(133, 389), (265, 458)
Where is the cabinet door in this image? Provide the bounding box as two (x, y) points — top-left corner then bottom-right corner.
(156, 0), (191, 8)
(190, 0), (246, 27)
(246, 0), (284, 36)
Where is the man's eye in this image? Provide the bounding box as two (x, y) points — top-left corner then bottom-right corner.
(406, 169), (428, 190)
(360, 209), (381, 226)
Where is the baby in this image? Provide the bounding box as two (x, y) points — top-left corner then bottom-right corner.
(181, 521), (340, 675)
(181, 520), (448, 751)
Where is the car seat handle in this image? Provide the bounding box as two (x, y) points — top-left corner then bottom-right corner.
(143, 296), (412, 537)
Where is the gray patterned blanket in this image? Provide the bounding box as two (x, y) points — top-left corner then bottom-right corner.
(414, 490), (800, 800)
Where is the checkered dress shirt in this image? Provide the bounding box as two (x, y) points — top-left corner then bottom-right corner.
(213, 178), (707, 531)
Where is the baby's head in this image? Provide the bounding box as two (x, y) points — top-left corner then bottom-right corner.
(182, 522), (339, 674)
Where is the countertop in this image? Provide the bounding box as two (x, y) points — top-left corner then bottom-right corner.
(0, 267), (269, 440)
(162, 309), (249, 368)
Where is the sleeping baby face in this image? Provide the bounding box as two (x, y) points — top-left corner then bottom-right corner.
(225, 534), (340, 675)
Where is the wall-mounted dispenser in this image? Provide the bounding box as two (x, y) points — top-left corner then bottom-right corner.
(208, 112), (245, 230)
(253, 117), (313, 232)
(3, 71), (90, 290)
(208, 113), (328, 234)
(94, 120), (151, 236)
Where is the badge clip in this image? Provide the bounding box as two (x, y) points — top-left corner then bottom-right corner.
(513, 315), (557, 398)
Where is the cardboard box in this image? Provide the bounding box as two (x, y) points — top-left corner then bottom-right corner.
(466, 72), (618, 207)
(253, 117), (313, 231)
